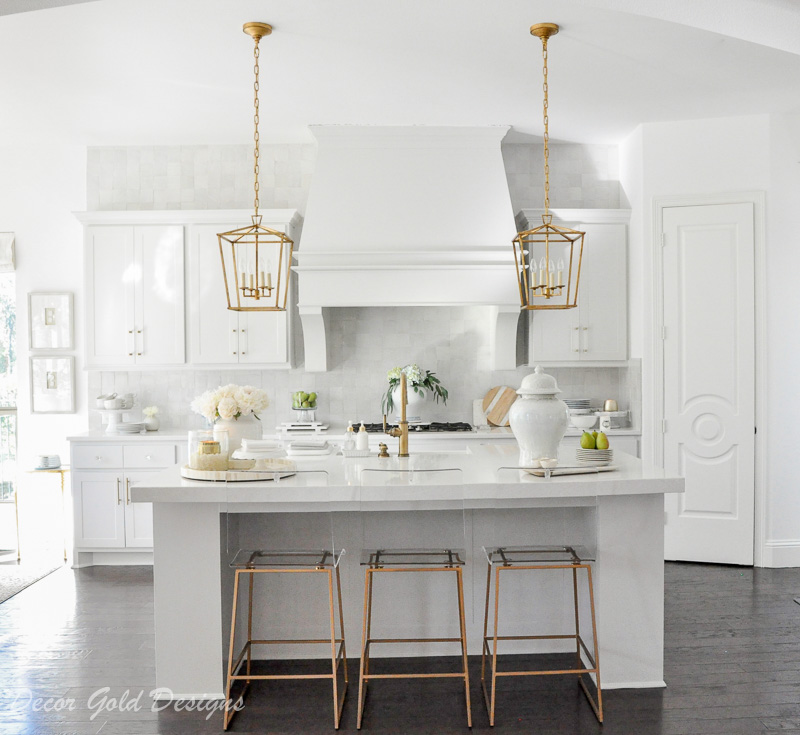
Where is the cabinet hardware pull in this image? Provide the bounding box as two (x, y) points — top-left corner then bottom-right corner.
(128, 352), (133, 356)
(232, 329), (237, 332)
(137, 353), (142, 356)
(145, 455), (152, 460)
(128, 330), (133, 334)
(116, 478), (121, 505)
(233, 351), (237, 355)
(95, 456), (102, 461)
(137, 330), (142, 334)
(126, 478), (130, 505)
(241, 352), (245, 355)
(240, 329), (245, 333)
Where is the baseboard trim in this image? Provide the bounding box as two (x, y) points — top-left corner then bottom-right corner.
(762, 539), (800, 568)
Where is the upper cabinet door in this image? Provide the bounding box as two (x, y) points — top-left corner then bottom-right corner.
(134, 225), (185, 365)
(239, 310), (288, 364)
(528, 214), (628, 364)
(577, 223), (627, 362)
(187, 224), (238, 364)
(85, 226), (136, 366)
(187, 223), (290, 367)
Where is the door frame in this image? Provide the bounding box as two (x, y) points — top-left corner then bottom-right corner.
(650, 192), (767, 566)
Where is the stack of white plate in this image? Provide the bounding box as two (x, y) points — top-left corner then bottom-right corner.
(576, 448), (614, 466)
(35, 454), (61, 470)
(116, 422), (145, 434)
(564, 399), (592, 412)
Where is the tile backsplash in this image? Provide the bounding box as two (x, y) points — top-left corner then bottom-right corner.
(88, 307), (639, 432)
(86, 141), (637, 433)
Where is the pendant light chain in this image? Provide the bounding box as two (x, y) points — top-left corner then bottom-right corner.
(253, 35), (261, 218)
(541, 35), (550, 216)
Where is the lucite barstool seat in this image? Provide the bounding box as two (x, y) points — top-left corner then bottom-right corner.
(481, 544), (602, 726)
(224, 548), (348, 730)
(357, 547), (472, 729)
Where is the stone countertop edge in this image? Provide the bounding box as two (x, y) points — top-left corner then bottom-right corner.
(130, 444), (683, 504)
(67, 425), (642, 442)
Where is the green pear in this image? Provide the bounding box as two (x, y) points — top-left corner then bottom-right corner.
(580, 431), (596, 449)
(592, 431), (598, 439)
(596, 432), (610, 450)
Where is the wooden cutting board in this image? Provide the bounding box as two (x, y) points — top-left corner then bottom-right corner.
(482, 386), (517, 427)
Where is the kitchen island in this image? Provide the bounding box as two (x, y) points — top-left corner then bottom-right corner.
(132, 444), (682, 700)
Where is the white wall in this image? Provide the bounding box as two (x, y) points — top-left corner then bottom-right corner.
(618, 114), (800, 563)
(763, 112), (800, 560)
(0, 145), (87, 469)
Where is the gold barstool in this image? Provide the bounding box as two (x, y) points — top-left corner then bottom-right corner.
(481, 545), (602, 726)
(224, 549), (348, 730)
(357, 548), (472, 729)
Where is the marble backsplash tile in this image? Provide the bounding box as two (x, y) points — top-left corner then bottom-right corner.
(88, 307), (639, 432)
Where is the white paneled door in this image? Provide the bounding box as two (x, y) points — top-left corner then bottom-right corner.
(662, 203), (755, 565)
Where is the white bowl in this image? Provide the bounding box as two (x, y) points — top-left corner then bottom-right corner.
(104, 398), (124, 409)
(570, 415), (597, 429)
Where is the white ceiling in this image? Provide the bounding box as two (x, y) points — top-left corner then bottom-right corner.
(1, 0), (799, 146)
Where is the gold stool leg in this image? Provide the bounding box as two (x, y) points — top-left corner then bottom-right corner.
(572, 566), (581, 674)
(480, 560), (492, 702)
(582, 565), (603, 722)
(336, 563), (349, 686)
(357, 567), (374, 729)
(455, 567), (472, 728)
(489, 565), (502, 727)
(224, 570), (242, 731)
(247, 571), (254, 682)
(326, 568), (344, 729)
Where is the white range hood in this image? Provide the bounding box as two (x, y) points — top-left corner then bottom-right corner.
(294, 125), (521, 371)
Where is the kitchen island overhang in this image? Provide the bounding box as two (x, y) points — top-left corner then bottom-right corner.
(132, 445), (683, 700)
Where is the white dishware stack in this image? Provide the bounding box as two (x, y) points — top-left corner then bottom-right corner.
(231, 439), (286, 460)
(115, 421), (146, 435)
(36, 454), (61, 470)
(576, 448), (614, 466)
(286, 439), (335, 457)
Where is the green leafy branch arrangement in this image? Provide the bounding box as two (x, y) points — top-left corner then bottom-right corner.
(381, 364), (449, 415)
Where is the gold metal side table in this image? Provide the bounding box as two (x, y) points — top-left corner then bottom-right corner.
(26, 466), (70, 562)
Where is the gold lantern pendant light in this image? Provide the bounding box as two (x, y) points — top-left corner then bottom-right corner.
(217, 22), (294, 312)
(512, 23), (585, 310)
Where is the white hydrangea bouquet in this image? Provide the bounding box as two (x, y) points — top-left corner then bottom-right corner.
(381, 364), (448, 415)
(190, 384), (269, 423)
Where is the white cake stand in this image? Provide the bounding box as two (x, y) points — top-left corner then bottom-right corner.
(95, 408), (133, 434)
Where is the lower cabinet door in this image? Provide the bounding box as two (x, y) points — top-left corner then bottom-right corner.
(123, 471), (154, 548)
(72, 471), (126, 548)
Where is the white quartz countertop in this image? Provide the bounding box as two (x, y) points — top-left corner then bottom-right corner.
(131, 443), (681, 508)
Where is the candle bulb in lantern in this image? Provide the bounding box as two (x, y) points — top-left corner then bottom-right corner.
(538, 256), (546, 285)
(248, 270), (254, 289)
(548, 260), (555, 288)
(530, 262), (538, 288)
(258, 271), (265, 288)
(267, 271), (272, 289)
(557, 258), (565, 286)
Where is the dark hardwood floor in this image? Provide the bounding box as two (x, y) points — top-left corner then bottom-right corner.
(1, 562), (800, 734)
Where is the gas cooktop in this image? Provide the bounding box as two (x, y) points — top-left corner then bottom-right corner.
(360, 422), (474, 433)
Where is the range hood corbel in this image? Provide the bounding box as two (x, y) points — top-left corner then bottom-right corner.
(294, 126), (521, 372)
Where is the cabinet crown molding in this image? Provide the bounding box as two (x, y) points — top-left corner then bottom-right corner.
(74, 209), (302, 228)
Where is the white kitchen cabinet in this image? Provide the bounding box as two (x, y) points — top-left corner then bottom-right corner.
(69, 438), (184, 565)
(520, 209), (629, 364)
(187, 222), (290, 367)
(84, 224), (185, 367)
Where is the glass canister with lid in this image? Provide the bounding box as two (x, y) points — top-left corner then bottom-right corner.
(188, 429), (229, 471)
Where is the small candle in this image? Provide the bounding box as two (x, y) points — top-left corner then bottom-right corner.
(530, 265), (538, 288)
(548, 261), (555, 288)
(538, 257), (546, 285)
(248, 272), (254, 289)
(557, 258), (564, 286)
(258, 271), (265, 288)
(240, 271), (246, 288)
(267, 271), (273, 289)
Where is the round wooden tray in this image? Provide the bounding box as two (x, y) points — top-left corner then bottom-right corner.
(180, 461), (296, 483)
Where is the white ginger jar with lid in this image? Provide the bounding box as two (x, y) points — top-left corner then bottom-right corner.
(508, 365), (569, 466)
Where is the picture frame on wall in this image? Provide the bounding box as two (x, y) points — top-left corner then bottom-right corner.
(28, 292), (73, 351)
(30, 356), (75, 413)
